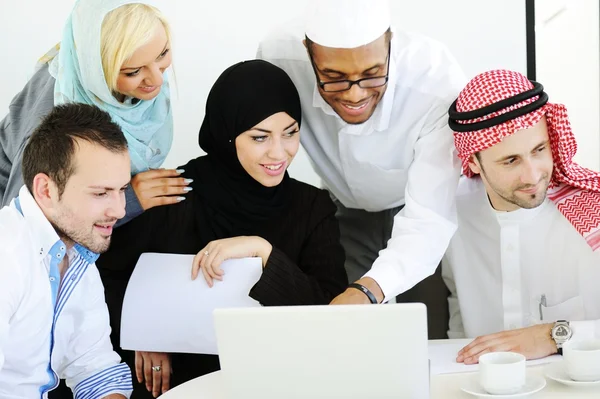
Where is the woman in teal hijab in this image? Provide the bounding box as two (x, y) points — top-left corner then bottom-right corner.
(0, 0), (190, 224)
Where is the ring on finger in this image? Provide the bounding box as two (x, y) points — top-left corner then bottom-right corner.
(152, 365), (162, 372)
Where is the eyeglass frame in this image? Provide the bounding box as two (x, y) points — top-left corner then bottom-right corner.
(306, 42), (391, 93)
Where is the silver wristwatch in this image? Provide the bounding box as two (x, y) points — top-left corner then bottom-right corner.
(551, 320), (572, 354)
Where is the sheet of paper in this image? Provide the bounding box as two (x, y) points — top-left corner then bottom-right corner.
(428, 339), (562, 375)
(120, 253), (262, 355)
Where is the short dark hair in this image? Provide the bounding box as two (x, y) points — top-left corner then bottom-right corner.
(305, 27), (392, 51)
(22, 103), (128, 197)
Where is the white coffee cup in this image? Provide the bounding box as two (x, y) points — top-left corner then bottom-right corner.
(563, 340), (600, 382)
(479, 352), (526, 395)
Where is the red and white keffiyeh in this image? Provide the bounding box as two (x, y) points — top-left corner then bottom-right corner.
(450, 69), (600, 251)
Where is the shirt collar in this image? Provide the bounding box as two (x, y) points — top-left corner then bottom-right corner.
(15, 185), (99, 264)
(73, 243), (99, 264)
(310, 33), (398, 135)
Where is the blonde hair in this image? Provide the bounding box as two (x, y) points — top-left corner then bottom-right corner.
(101, 3), (172, 94)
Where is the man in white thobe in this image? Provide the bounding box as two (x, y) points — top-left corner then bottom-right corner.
(443, 69), (600, 364)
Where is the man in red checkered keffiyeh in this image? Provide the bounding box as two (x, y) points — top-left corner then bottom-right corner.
(442, 69), (600, 366)
(449, 69), (600, 251)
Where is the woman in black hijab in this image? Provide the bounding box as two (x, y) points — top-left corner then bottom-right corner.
(97, 60), (347, 398)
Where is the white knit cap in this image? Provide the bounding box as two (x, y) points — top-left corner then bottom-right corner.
(304, 0), (391, 48)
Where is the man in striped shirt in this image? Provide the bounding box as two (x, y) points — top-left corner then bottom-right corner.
(0, 103), (133, 398)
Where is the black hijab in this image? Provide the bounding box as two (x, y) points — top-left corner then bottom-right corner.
(182, 60), (302, 238)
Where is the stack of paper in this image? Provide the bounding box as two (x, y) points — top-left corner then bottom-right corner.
(428, 339), (562, 375)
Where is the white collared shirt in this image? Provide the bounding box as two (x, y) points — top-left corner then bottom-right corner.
(0, 186), (132, 399)
(258, 23), (466, 299)
(442, 177), (600, 341)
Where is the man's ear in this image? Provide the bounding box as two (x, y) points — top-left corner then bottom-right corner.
(468, 154), (482, 175)
(31, 173), (57, 210)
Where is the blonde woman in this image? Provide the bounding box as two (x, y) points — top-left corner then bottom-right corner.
(0, 0), (189, 225)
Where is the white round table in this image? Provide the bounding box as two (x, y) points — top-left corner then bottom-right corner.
(159, 340), (600, 398)
(159, 368), (600, 398)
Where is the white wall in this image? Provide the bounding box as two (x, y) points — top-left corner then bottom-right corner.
(535, 0), (600, 171)
(0, 0), (529, 186)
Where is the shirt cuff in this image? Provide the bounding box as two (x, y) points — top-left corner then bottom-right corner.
(570, 320), (599, 341)
(115, 185), (144, 228)
(73, 362), (132, 399)
(363, 264), (400, 303)
(249, 248), (290, 305)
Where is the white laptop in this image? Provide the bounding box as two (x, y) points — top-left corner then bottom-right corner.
(214, 303), (429, 399)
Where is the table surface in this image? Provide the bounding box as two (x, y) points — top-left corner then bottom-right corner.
(159, 340), (600, 398)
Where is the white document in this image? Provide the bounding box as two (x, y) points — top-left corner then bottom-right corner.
(120, 253), (262, 355)
(428, 339), (562, 375)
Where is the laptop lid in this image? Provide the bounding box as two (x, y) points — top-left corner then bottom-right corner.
(214, 303), (429, 399)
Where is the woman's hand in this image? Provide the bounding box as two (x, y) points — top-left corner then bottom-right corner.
(135, 351), (171, 397)
(191, 236), (272, 286)
(131, 169), (192, 210)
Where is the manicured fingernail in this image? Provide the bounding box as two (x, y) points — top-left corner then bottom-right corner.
(183, 186), (193, 192)
(184, 178), (193, 183)
(176, 169), (185, 173)
(177, 197), (186, 201)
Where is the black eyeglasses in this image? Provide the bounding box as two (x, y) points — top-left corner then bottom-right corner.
(308, 45), (391, 93)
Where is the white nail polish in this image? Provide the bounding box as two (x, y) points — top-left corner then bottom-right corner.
(176, 169), (185, 173)
(184, 178), (194, 183)
(177, 197), (186, 201)
(183, 187), (193, 192)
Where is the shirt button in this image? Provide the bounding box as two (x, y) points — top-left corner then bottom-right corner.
(49, 277), (56, 282)
(506, 244), (515, 251)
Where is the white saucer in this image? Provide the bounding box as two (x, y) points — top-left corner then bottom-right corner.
(461, 375), (546, 398)
(545, 361), (600, 387)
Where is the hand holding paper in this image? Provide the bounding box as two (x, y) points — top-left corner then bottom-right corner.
(192, 236), (273, 287)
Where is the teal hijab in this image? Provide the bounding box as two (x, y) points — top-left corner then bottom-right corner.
(46, 0), (173, 174)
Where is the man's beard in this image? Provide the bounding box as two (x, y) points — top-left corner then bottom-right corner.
(485, 172), (550, 210)
(51, 219), (112, 254)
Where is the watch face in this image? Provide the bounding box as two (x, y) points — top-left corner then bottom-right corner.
(554, 326), (570, 338)
(552, 323), (572, 343)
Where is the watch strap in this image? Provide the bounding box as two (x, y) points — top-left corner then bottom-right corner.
(553, 320), (570, 356)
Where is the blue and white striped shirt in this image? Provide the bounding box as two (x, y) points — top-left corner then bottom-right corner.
(0, 186), (132, 398)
